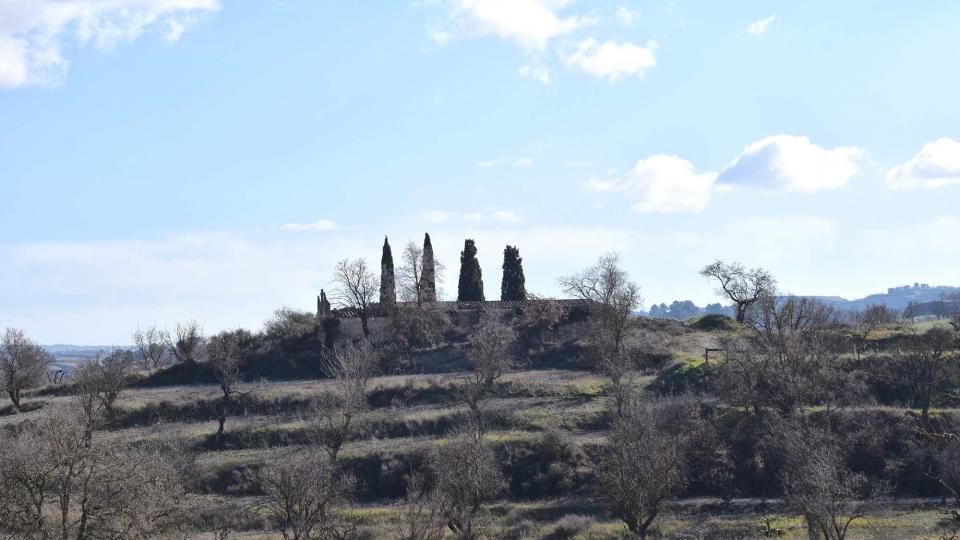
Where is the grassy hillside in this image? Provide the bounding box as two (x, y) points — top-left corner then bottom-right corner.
(4, 307), (959, 539)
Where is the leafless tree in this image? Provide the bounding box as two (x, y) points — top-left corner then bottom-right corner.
(310, 341), (378, 461)
(461, 319), (515, 434)
(595, 396), (705, 539)
(916, 418), (960, 532)
(0, 328), (52, 411)
(846, 304), (897, 360)
(700, 260), (776, 323)
(394, 470), (446, 540)
(397, 241), (446, 307)
(0, 405), (193, 539)
(132, 325), (169, 370)
(207, 329), (253, 444)
(898, 326), (957, 424)
(429, 432), (506, 540)
(602, 348), (638, 419)
(330, 258), (379, 337)
(717, 295), (856, 420)
(902, 301), (921, 323)
(946, 292), (960, 335)
(164, 320), (205, 364)
(560, 253), (642, 356)
(73, 349), (133, 418)
(779, 422), (887, 540)
(255, 450), (355, 540)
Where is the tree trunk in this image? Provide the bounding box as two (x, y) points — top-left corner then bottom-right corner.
(736, 303), (748, 323)
(9, 389), (21, 411)
(361, 314), (370, 337)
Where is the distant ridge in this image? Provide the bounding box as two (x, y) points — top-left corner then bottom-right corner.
(646, 283), (959, 320)
(801, 283), (959, 312)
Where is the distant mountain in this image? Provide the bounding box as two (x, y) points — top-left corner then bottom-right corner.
(43, 344), (130, 357)
(803, 283), (960, 313)
(646, 283), (959, 320)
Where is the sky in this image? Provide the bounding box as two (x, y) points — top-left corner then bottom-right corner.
(2, 1), (960, 344)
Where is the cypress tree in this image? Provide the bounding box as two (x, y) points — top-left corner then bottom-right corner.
(421, 233), (437, 302)
(380, 236), (396, 305)
(457, 239), (485, 302)
(501, 245), (526, 301)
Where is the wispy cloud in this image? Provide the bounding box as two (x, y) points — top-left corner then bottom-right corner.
(281, 219), (338, 231)
(0, 0), (220, 88)
(427, 0), (585, 51)
(421, 210), (522, 223)
(747, 14), (776, 35)
(515, 157), (535, 167)
(564, 39), (658, 82)
(517, 63), (551, 84)
(616, 6), (638, 26)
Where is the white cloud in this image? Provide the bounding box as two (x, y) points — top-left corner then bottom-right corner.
(0, 0), (220, 88)
(515, 157), (535, 167)
(717, 135), (862, 192)
(588, 154), (717, 213)
(281, 219), (338, 232)
(564, 39), (657, 82)
(477, 159), (501, 167)
(885, 138), (960, 189)
(431, 0), (584, 50)
(421, 210), (522, 223)
(747, 14), (775, 35)
(491, 210), (521, 223)
(517, 63), (551, 84)
(616, 6), (638, 26)
(422, 210), (453, 223)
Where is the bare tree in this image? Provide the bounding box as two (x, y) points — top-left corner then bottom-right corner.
(779, 422), (887, 540)
(73, 349), (133, 418)
(700, 260), (776, 323)
(898, 326), (957, 425)
(164, 320), (205, 364)
(207, 329), (253, 444)
(917, 418), (960, 533)
(846, 304), (897, 360)
(255, 450), (355, 540)
(560, 254), (642, 419)
(595, 396), (705, 539)
(429, 432), (506, 540)
(717, 295), (854, 420)
(461, 319), (515, 434)
(330, 258), (379, 337)
(0, 328), (51, 411)
(132, 325), (169, 370)
(947, 292), (960, 335)
(394, 470), (446, 540)
(0, 405), (193, 539)
(559, 253), (642, 356)
(310, 342), (378, 462)
(397, 241), (447, 307)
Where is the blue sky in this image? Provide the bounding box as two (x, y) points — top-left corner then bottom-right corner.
(2, 1), (959, 343)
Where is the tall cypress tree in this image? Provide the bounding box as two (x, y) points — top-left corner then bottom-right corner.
(380, 236), (396, 305)
(457, 239), (484, 302)
(421, 233), (437, 302)
(501, 245), (526, 301)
